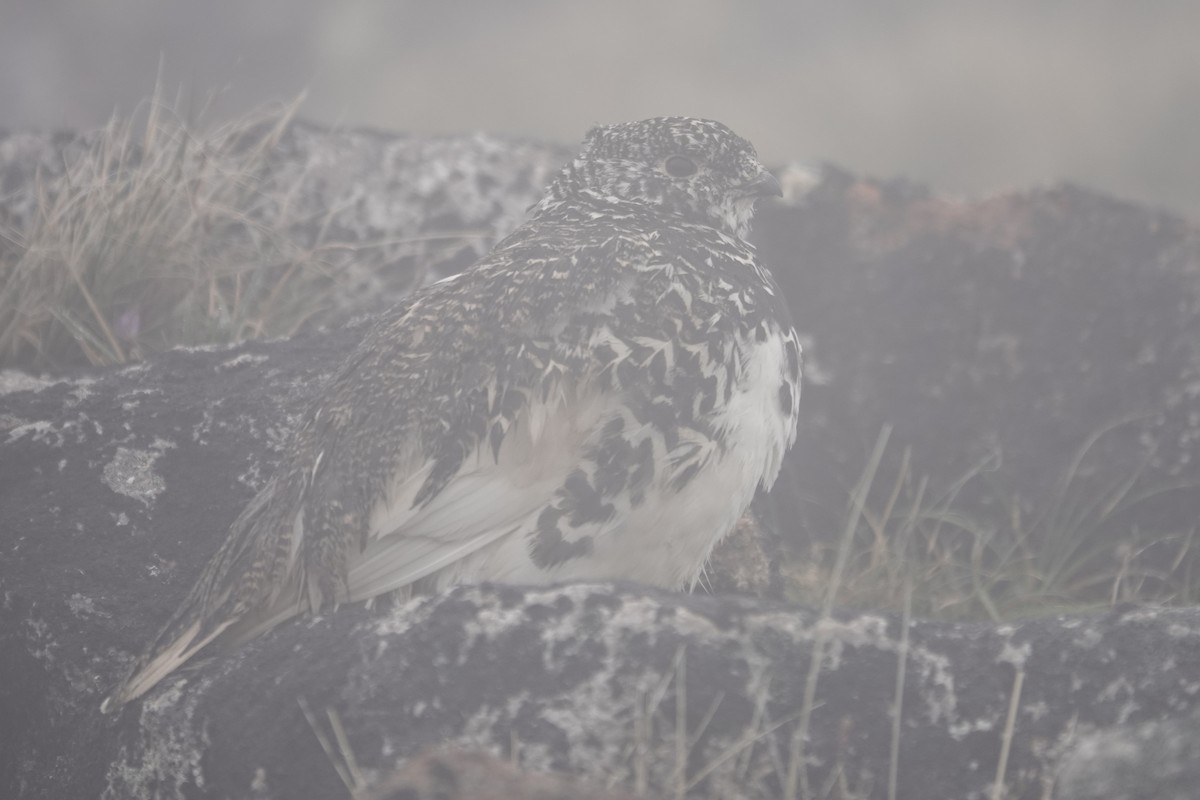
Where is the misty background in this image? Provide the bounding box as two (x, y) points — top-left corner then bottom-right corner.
(2, 0), (1198, 217)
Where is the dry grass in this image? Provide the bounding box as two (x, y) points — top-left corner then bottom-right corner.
(783, 418), (1200, 622)
(619, 645), (866, 800)
(0, 85), (333, 370)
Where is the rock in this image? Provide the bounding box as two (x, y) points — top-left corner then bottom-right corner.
(758, 170), (1200, 607)
(1052, 707), (1200, 800)
(100, 586), (1200, 799)
(355, 749), (643, 800)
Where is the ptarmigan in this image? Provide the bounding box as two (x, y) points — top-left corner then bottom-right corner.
(102, 117), (801, 711)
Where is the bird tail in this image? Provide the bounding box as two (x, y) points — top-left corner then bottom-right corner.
(99, 617), (234, 713)
(101, 472), (310, 713)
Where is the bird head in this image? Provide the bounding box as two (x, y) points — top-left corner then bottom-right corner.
(544, 117), (781, 240)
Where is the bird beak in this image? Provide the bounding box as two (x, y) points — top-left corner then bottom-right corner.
(739, 170), (783, 199)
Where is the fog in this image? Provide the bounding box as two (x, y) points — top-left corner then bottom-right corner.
(2, 0), (1198, 215)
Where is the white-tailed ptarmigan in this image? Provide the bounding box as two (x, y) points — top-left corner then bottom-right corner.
(102, 117), (801, 712)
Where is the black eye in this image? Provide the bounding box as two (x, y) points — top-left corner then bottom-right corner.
(663, 155), (698, 178)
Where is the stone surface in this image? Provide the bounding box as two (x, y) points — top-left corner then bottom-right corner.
(1052, 707), (1200, 800)
(355, 749), (643, 800)
(759, 170), (1200, 581)
(99, 586), (1200, 799)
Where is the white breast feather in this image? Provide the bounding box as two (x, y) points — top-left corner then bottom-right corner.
(344, 330), (797, 597)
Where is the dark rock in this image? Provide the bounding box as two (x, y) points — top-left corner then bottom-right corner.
(355, 749), (643, 800)
(1052, 707), (1200, 800)
(758, 169), (1200, 601)
(95, 587), (1200, 799)
(1, 329), (362, 799)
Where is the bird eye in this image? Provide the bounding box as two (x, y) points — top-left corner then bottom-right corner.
(663, 155), (698, 178)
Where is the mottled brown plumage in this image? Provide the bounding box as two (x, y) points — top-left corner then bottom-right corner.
(102, 117), (799, 712)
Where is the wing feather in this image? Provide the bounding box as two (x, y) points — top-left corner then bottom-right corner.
(345, 382), (612, 599)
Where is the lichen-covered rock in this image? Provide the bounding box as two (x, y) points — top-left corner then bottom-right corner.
(340, 748), (642, 800)
(1052, 707), (1200, 800)
(101, 585), (1200, 799)
(0, 330), (361, 798)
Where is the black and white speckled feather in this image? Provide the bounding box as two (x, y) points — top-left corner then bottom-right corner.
(103, 117), (800, 711)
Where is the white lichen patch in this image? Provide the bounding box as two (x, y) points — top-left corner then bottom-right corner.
(1097, 677), (1141, 724)
(67, 593), (108, 618)
(173, 342), (228, 354)
(117, 361), (151, 377)
(0, 413), (28, 433)
(810, 614), (892, 669)
(103, 679), (212, 800)
(118, 386), (160, 402)
(948, 714), (998, 740)
(103, 443), (173, 507)
(235, 461), (268, 492)
(0, 369), (63, 394)
(65, 377), (97, 406)
(999, 639), (1032, 669)
(6, 420), (63, 446)
(1167, 623), (1200, 639)
(217, 352), (269, 371)
(1072, 624), (1103, 648)
(263, 418), (299, 452)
